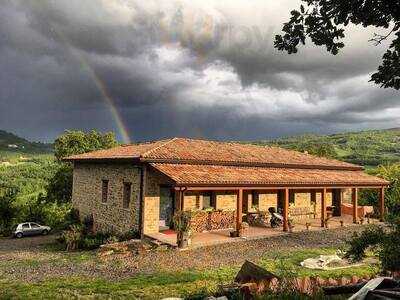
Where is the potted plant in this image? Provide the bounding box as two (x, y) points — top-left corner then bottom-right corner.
(239, 222), (249, 236)
(173, 211), (192, 249)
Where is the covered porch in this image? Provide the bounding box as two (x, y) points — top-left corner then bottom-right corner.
(147, 214), (382, 248)
(145, 163), (388, 247)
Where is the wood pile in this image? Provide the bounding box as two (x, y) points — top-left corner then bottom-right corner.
(190, 210), (235, 233)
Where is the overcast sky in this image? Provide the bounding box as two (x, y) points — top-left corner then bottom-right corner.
(1, 0), (399, 143)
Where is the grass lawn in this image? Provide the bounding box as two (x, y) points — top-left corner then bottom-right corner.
(0, 247), (379, 300)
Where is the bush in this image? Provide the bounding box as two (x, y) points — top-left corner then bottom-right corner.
(345, 219), (400, 271)
(118, 227), (140, 241)
(43, 202), (73, 230)
(345, 225), (384, 261)
(61, 224), (83, 251)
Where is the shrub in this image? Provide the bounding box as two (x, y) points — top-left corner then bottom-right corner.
(345, 225), (384, 261)
(118, 227), (140, 241)
(62, 224), (83, 251)
(43, 202), (73, 230)
(345, 219), (400, 271)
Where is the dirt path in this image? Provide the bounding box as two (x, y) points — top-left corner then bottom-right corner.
(0, 226), (365, 282)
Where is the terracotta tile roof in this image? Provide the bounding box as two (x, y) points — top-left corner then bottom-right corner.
(65, 137), (361, 170)
(150, 163), (389, 187)
(64, 139), (171, 160)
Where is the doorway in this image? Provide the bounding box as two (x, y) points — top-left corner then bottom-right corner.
(159, 186), (174, 230)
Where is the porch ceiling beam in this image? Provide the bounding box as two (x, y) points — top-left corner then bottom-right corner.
(175, 185), (387, 191)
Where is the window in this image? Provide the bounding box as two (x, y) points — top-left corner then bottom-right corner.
(22, 223), (30, 229)
(30, 223), (40, 228)
(102, 180), (109, 203)
(123, 182), (132, 209)
(202, 192), (215, 209)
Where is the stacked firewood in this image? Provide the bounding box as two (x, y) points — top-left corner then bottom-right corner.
(190, 210), (236, 233)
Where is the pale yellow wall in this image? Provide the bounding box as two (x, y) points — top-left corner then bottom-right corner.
(216, 193), (236, 211)
(259, 193), (278, 211)
(143, 169), (172, 234)
(183, 194), (197, 211)
(294, 193), (311, 207)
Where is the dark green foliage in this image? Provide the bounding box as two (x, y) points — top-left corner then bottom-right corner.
(45, 163), (73, 204)
(0, 188), (18, 235)
(275, 1), (400, 90)
(345, 220), (400, 271)
(345, 225), (384, 261)
(54, 130), (118, 160)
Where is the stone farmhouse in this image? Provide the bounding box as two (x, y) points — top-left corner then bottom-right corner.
(65, 138), (388, 244)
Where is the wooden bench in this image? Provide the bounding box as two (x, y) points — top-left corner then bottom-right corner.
(289, 206), (316, 219)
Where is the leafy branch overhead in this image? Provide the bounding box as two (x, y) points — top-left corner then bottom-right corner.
(274, 0), (400, 89)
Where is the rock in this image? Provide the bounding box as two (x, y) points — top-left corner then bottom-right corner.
(234, 260), (278, 284)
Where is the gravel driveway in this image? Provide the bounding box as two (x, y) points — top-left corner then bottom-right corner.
(0, 226), (365, 282)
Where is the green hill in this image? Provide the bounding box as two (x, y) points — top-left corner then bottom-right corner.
(0, 130), (52, 153)
(0, 130), (53, 163)
(251, 128), (400, 167)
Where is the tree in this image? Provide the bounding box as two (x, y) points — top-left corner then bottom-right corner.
(0, 187), (18, 234)
(45, 164), (73, 204)
(295, 142), (337, 158)
(274, 1), (400, 89)
(48, 130), (118, 203)
(54, 130), (118, 161)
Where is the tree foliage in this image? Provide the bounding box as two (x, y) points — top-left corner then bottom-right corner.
(275, 0), (400, 89)
(54, 130), (118, 160)
(346, 220), (400, 272)
(0, 187), (18, 234)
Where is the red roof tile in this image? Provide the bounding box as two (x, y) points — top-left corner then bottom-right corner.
(65, 137), (361, 170)
(150, 163), (389, 187)
(65, 139), (171, 160)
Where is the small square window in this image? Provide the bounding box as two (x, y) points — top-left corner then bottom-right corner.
(102, 180), (109, 203)
(123, 182), (132, 209)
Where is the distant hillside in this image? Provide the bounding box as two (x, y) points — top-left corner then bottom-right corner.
(0, 130), (52, 154)
(251, 128), (400, 167)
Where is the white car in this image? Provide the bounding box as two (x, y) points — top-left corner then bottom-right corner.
(13, 222), (51, 238)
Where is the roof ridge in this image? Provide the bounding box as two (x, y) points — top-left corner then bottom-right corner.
(140, 137), (179, 158)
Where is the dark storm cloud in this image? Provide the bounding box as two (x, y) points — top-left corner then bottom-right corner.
(0, 0), (399, 142)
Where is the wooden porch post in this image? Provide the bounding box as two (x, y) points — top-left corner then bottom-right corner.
(236, 189), (243, 236)
(352, 188), (358, 224)
(321, 188), (327, 227)
(283, 188), (289, 232)
(180, 190), (185, 211)
(174, 190), (181, 212)
(379, 187), (385, 222)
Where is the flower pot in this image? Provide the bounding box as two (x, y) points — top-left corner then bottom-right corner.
(177, 231), (191, 249)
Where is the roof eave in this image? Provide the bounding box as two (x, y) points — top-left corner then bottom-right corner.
(143, 158), (363, 171)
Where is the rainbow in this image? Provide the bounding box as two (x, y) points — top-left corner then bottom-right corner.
(51, 27), (131, 144)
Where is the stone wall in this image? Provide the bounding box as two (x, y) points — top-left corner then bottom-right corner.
(72, 162), (141, 234)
